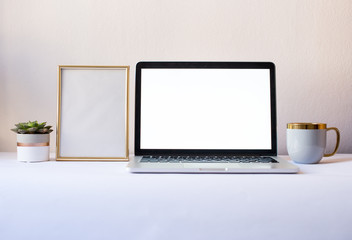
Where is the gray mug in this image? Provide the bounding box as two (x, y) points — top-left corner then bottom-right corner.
(287, 123), (340, 164)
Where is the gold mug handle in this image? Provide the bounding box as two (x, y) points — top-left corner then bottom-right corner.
(324, 127), (340, 157)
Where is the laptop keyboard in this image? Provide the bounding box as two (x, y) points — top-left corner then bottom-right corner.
(141, 156), (278, 163)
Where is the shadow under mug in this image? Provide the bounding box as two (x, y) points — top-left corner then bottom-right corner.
(287, 123), (340, 164)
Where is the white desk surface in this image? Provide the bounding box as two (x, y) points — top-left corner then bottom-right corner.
(1, 152), (352, 240)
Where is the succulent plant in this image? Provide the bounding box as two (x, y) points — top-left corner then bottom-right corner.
(11, 121), (53, 134)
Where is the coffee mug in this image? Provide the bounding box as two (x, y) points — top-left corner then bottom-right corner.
(287, 123), (340, 164)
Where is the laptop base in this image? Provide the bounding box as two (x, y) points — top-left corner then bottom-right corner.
(128, 156), (299, 174)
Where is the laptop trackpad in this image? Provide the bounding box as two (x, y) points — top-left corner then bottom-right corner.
(199, 168), (227, 171)
(183, 163), (272, 169)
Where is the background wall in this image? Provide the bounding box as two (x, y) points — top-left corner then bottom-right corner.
(1, 0), (351, 154)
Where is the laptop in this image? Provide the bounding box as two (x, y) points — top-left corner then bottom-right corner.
(128, 61), (298, 173)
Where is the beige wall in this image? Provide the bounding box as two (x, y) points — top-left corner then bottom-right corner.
(1, 0), (351, 154)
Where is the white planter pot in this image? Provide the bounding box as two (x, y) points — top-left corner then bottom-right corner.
(17, 134), (50, 162)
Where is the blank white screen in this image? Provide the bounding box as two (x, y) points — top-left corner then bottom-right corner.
(140, 68), (272, 149)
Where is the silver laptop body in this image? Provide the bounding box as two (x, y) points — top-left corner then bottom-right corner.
(128, 62), (298, 173)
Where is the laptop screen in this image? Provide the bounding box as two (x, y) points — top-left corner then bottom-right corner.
(135, 62), (277, 156)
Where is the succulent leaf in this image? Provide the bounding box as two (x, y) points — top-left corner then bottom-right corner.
(11, 121), (53, 134)
(37, 128), (47, 133)
(18, 129), (28, 134)
(28, 127), (38, 133)
(37, 122), (46, 129)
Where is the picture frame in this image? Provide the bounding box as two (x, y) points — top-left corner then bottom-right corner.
(56, 66), (129, 161)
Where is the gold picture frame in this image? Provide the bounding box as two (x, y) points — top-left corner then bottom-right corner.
(57, 66), (129, 161)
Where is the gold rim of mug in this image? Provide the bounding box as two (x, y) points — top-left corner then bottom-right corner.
(287, 123), (327, 129)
